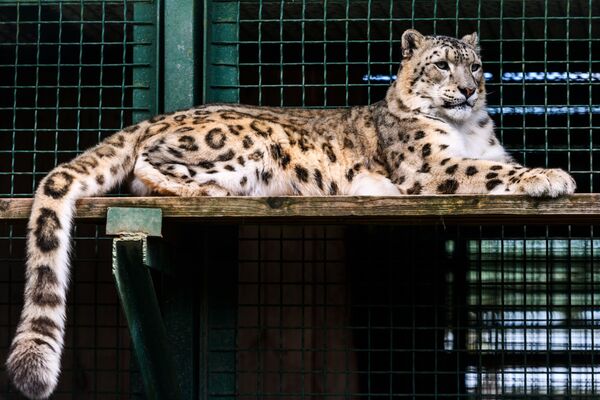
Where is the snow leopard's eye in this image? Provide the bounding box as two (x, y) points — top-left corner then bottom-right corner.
(435, 61), (449, 70)
(471, 63), (481, 72)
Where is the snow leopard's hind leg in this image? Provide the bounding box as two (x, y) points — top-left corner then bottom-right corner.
(133, 157), (231, 196)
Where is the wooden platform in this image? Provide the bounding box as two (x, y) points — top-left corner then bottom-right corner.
(1, 194), (599, 224)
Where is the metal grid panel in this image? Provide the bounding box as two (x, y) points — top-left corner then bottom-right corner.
(202, 7), (600, 393)
(236, 226), (352, 398)
(206, 0), (600, 192)
(464, 230), (600, 398)
(0, 1), (156, 197)
(201, 225), (600, 399)
(0, 1), (156, 397)
(0, 221), (143, 399)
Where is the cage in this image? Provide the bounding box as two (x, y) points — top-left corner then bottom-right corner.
(1, 0), (600, 399)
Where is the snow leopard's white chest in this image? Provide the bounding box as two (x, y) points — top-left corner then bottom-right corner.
(441, 114), (508, 162)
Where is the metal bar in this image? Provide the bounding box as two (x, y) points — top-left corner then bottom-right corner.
(203, 0), (239, 102)
(106, 207), (163, 237)
(133, 1), (158, 122)
(164, 0), (200, 111)
(112, 237), (182, 400)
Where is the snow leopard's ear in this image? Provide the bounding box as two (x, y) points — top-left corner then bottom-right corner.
(401, 29), (424, 58)
(461, 32), (480, 53)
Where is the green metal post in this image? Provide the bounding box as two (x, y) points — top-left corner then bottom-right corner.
(133, 1), (159, 122)
(161, 1), (203, 396)
(203, 0), (240, 103)
(164, 0), (201, 111)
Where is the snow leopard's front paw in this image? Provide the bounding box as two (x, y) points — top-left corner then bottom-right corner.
(517, 168), (576, 198)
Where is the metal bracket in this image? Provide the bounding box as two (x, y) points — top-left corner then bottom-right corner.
(108, 207), (181, 400)
(107, 207), (163, 237)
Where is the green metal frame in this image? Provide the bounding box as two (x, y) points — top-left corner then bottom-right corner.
(203, 0), (239, 103)
(108, 207), (181, 399)
(112, 239), (181, 400)
(132, 1), (159, 123)
(164, 0), (201, 111)
(107, 206), (239, 400)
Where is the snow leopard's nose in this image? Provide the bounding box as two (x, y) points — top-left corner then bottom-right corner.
(459, 86), (476, 99)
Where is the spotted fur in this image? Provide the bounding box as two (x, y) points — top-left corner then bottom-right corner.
(7, 30), (575, 399)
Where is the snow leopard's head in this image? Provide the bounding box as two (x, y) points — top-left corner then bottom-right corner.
(393, 29), (486, 122)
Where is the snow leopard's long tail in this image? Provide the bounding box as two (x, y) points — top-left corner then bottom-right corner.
(6, 122), (148, 399)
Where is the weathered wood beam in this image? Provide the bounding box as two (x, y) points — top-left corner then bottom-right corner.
(1, 195), (599, 224)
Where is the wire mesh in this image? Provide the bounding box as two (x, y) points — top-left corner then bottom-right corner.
(463, 229), (600, 398)
(207, 0), (600, 192)
(0, 1), (154, 398)
(200, 224), (600, 399)
(0, 220), (142, 399)
(0, 1), (155, 197)
(201, 0), (600, 398)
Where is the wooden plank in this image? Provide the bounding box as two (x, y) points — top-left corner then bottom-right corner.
(1, 195), (600, 224)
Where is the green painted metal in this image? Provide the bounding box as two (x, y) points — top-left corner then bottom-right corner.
(144, 236), (172, 274)
(203, 0), (239, 103)
(106, 207), (163, 237)
(112, 238), (182, 400)
(161, 3), (203, 396)
(164, 0), (201, 111)
(133, 1), (159, 123)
